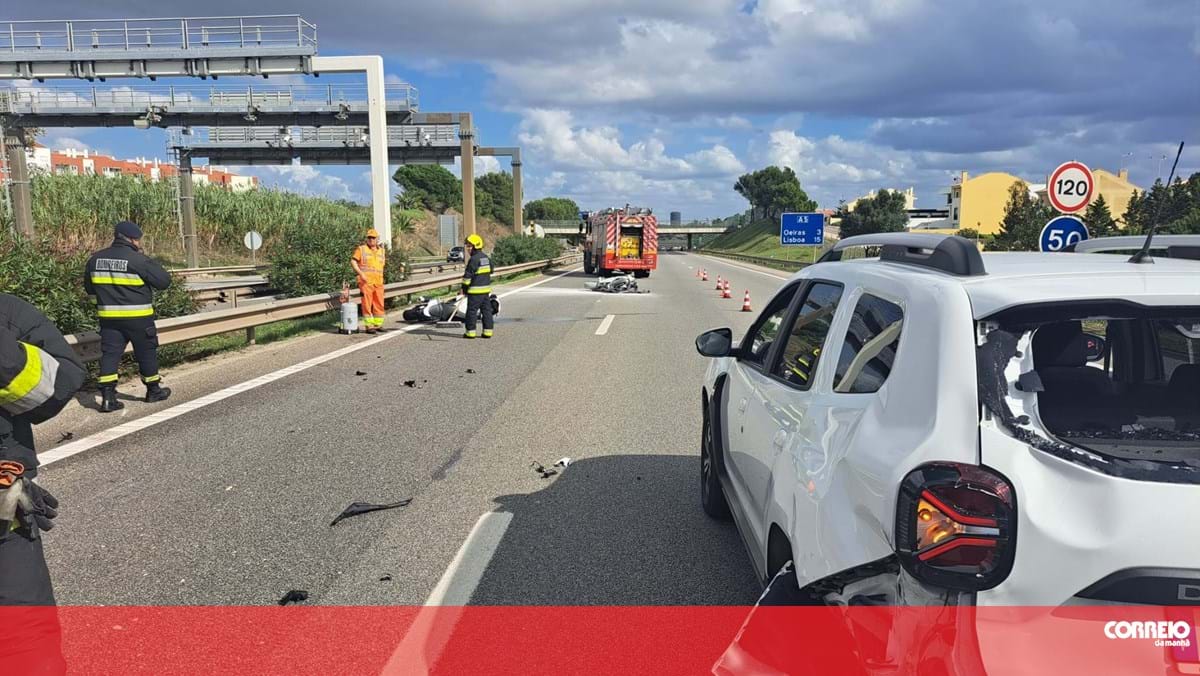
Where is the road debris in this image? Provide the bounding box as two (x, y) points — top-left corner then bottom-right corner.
(330, 498), (414, 526)
(586, 275), (641, 293)
(278, 590), (309, 606)
(531, 462), (558, 479)
(403, 380), (417, 388)
(58, 432), (74, 443)
(466, 369), (477, 374)
(355, 370), (367, 376)
(379, 575), (393, 582)
(554, 457), (572, 468)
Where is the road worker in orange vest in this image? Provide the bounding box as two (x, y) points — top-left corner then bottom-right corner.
(350, 229), (387, 334)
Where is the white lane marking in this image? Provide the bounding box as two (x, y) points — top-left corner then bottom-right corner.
(379, 511), (513, 675)
(694, 254), (791, 280)
(595, 314), (615, 336)
(40, 268), (581, 468)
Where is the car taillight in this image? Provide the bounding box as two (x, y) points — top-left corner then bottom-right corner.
(895, 462), (1016, 591)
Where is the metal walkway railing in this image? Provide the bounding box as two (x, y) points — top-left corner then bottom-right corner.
(0, 83), (418, 113)
(1, 16), (317, 54)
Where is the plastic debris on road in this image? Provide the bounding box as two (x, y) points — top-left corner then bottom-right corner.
(466, 369), (477, 374)
(530, 462), (558, 479)
(329, 498), (414, 527)
(554, 457), (572, 468)
(277, 590), (309, 606)
(355, 370), (367, 376)
(379, 575), (393, 582)
(58, 432), (74, 444)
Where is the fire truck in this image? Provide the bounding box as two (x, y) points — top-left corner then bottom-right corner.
(580, 206), (658, 278)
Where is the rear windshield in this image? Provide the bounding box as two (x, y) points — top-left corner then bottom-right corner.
(1026, 312), (1200, 464)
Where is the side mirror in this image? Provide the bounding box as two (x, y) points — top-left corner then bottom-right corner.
(1082, 333), (1106, 361)
(696, 328), (734, 358)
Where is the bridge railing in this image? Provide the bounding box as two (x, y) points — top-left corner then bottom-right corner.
(1, 16), (317, 53)
(0, 83), (419, 112)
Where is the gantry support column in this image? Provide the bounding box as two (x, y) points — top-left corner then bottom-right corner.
(4, 129), (34, 237)
(511, 148), (523, 235)
(178, 151), (198, 268)
(459, 113), (475, 237)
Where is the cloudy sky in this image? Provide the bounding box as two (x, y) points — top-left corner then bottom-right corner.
(8, 1), (1199, 219)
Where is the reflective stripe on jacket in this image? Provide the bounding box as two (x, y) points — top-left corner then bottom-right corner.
(461, 250), (493, 295)
(353, 244), (386, 286)
(84, 239), (171, 321)
(1, 293), (87, 478)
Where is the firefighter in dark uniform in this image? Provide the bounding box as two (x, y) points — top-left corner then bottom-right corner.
(84, 221), (173, 412)
(460, 234), (494, 339)
(1, 292), (85, 673)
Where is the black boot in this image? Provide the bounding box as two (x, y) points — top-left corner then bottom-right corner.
(145, 382), (172, 403)
(99, 386), (124, 413)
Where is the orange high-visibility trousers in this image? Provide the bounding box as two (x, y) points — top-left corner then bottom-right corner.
(359, 283), (385, 330)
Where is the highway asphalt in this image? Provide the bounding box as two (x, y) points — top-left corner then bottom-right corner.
(38, 252), (792, 606)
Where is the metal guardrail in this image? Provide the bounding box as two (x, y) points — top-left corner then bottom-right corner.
(699, 250), (810, 272)
(171, 264), (267, 277)
(1, 16), (317, 53)
(66, 254), (580, 362)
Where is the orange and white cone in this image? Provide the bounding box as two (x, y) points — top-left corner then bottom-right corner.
(741, 290), (753, 312)
(722, 285), (732, 299)
(715, 275), (723, 290)
(701, 269), (708, 281)
(722, 278), (730, 292)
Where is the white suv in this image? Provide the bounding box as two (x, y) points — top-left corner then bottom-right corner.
(696, 233), (1200, 608)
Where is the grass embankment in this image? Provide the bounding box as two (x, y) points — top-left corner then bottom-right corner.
(701, 220), (833, 263)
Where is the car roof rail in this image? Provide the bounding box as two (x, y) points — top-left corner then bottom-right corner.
(819, 233), (987, 276)
(1070, 235), (1200, 260)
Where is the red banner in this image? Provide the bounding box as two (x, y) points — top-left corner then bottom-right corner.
(2, 605), (1197, 675)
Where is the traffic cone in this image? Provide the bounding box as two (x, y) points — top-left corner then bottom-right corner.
(723, 278), (731, 292)
(701, 269), (708, 281)
(741, 290), (753, 312)
(722, 285), (732, 299)
(715, 275), (723, 290)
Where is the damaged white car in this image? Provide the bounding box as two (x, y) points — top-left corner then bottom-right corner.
(696, 233), (1200, 610)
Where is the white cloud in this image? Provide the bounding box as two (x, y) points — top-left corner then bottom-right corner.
(250, 165), (357, 201)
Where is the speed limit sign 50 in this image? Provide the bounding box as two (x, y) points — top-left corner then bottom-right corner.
(1048, 161), (1094, 213)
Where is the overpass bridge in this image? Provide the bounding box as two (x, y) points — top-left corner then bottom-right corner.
(533, 220), (731, 248)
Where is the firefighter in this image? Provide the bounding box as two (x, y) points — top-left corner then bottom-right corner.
(351, 229), (387, 334)
(1, 292), (85, 674)
(460, 234), (494, 339)
(84, 221), (173, 412)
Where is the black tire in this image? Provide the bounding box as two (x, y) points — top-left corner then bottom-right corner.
(583, 251), (595, 275)
(701, 400), (731, 519)
(490, 298), (500, 316)
(634, 270), (650, 279)
(402, 307), (424, 322)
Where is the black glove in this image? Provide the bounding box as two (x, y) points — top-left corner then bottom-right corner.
(0, 461), (58, 540)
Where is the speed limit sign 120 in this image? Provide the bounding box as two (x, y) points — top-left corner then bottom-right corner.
(1048, 161), (1094, 213)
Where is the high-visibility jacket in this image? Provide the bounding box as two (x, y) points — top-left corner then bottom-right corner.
(352, 244), (386, 286)
(0, 293), (86, 479)
(461, 250), (492, 295)
(83, 239), (172, 320)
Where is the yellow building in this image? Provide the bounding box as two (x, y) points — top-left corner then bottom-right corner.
(948, 172), (1031, 235)
(948, 168), (1142, 235)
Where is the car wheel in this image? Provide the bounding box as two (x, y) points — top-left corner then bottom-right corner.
(701, 403), (731, 519)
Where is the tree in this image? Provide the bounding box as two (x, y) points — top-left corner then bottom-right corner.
(993, 180), (1053, 251)
(956, 227), (981, 240)
(475, 171), (514, 226)
(392, 165), (460, 213)
(1082, 194), (1116, 238)
(396, 192), (421, 211)
(1123, 172), (1200, 235)
(734, 166), (816, 222)
(839, 189), (909, 237)
(524, 197), (580, 222)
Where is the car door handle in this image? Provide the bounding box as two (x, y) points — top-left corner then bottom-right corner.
(738, 398), (748, 413)
(773, 430), (787, 448)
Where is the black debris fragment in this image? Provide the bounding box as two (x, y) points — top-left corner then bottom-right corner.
(531, 462), (558, 479)
(466, 369), (477, 374)
(379, 575), (393, 582)
(403, 380), (417, 388)
(330, 498), (414, 526)
(278, 590), (309, 606)
(58, 432), (74, 443)
(355, 370), (367, 376)
(636, 476), (642, 481)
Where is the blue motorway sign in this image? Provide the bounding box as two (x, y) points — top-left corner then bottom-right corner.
(780, 212), (825, 246)
(1039, 215), (1089, 252)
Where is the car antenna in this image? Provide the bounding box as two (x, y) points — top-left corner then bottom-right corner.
(1129, 141), (1185, 264)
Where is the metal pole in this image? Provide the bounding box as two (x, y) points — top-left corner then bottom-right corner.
(460, 113), (476, 237)
(511, 152), (523, 234)
(4, 130), (34, 237)
(178, 152), (198, 267)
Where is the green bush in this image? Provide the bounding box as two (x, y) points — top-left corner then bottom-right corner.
(0, 232), (196, 335)
(490, 235), (563, 268)
(268, 221), (407, 297)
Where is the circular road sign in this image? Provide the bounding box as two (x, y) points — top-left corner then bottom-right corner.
(244, 230), (263, 251)
(1040, 215), (1089, 252)
(1048, 161), (1095, 213)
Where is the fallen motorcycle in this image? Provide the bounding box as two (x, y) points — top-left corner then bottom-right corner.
(585, 274), (640, 293)
(401, 293), (500, 323)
